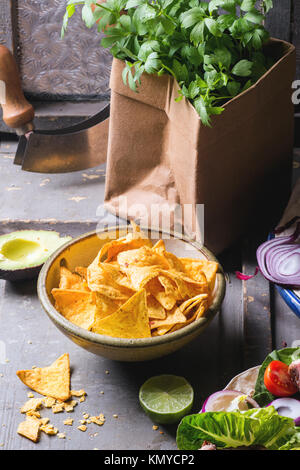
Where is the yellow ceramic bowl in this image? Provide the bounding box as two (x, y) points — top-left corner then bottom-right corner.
(38, 226), (226, 362)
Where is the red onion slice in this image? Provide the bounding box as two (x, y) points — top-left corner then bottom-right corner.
(268, 398), (300, 425)
(256, 222), (300, 288)
(235, 267), (259, 281)
(201, 390), (259, 413)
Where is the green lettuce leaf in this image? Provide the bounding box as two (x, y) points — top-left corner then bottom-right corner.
(176, 406), (299, 450)
(253, 347), (300, 407)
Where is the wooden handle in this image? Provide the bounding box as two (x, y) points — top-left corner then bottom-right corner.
(0, 45), (34, 132)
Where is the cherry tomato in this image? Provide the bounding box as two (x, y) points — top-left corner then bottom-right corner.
(264, 360), (298, 397)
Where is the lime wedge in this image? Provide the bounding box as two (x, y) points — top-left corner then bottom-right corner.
(139, 375), (194, 424)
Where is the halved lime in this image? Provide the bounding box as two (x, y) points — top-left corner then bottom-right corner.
(139, 375), (194, 424)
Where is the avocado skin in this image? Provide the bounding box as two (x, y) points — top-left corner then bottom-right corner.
(0, 264), (43, 282)
(0, 230), (72, 282)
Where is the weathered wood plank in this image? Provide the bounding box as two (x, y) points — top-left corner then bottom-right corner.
(293, 0), (300, 80)
(217, 246), (244, 387)
(272, 286), (300, 350)
(265, 0), (292, 42)
(242, 236), (273, 370)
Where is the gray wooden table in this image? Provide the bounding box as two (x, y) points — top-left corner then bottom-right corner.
(0, 143), (299, 450)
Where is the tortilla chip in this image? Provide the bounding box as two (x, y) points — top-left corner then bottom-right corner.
(180, 258), (218, 292)
(87, 255), (133, 300)
(59, 266), (90, 291)
(52, 289), (98, 330)
(75, 266), (88, 280)
(17, 416), (40, 442)
(94, 293), (120, 320)
(146, 276), (178, 310)
(53, 288), (119, 327)
(92, 289), (151, 339)
(154, 296), (209, 335)
(117, 246), (170, 271)
(16, 353), (71, 401)
(151, 239), (166, 254)
(20, 398), (43, 414)
(152, 240), (185, 272)
(179, 294), (208, 316)
(99, 224), (152, 262)
(165, 269), (209, 299)
(99, 262), (135, 291)
(155, 325), (174, 336)
(147, 295), (167, 320)
(149, 306), (187, 330)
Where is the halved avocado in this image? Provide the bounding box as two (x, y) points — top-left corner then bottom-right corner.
(0, 230), (72, 281)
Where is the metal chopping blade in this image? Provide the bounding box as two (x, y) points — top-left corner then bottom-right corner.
(0, 45), (110, 173)
(14, 105), (110, 173)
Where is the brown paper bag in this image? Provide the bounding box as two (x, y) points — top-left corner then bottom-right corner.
(103, 38), (296, 254)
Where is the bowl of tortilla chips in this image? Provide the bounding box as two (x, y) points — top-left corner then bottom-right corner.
(38, 223), (226, 361)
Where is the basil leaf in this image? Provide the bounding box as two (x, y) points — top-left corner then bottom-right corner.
(232, 59), (253, 77)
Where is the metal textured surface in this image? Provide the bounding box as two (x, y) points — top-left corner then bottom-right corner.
(16, 0), (112, 99)
(0, 0), (13, 50)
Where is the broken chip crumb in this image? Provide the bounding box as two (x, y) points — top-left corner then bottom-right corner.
(52, 403), (65, 413)
(83, 413), (89, 419)
(27, 392), (34, 398)
(57, 433), (66, 439)
(100, 391), (104, 395)
(41, 424), (58, 435)
(71, 389), (86, 397)
(26, 410), (41, 419)
(105, 370), (109, 375)
(113, 414), (118, 419)
(79, 419), (86, 425)
(159, 431), (164, 434)
(89, 415), (105, 426)
(43, 397), (56, 408)
(63, 418), (73, 426)
(20, 398), (43, 414)
(79, 396), (86, 403)
(152, 425), (159, 431)
(77, 425), (87, 432)
(40, 417), (50, 426)
(64, 399), (78, 412)
(17, 417), (40, 442)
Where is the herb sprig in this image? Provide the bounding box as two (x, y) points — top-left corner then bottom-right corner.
(62, 0), (274, 126)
